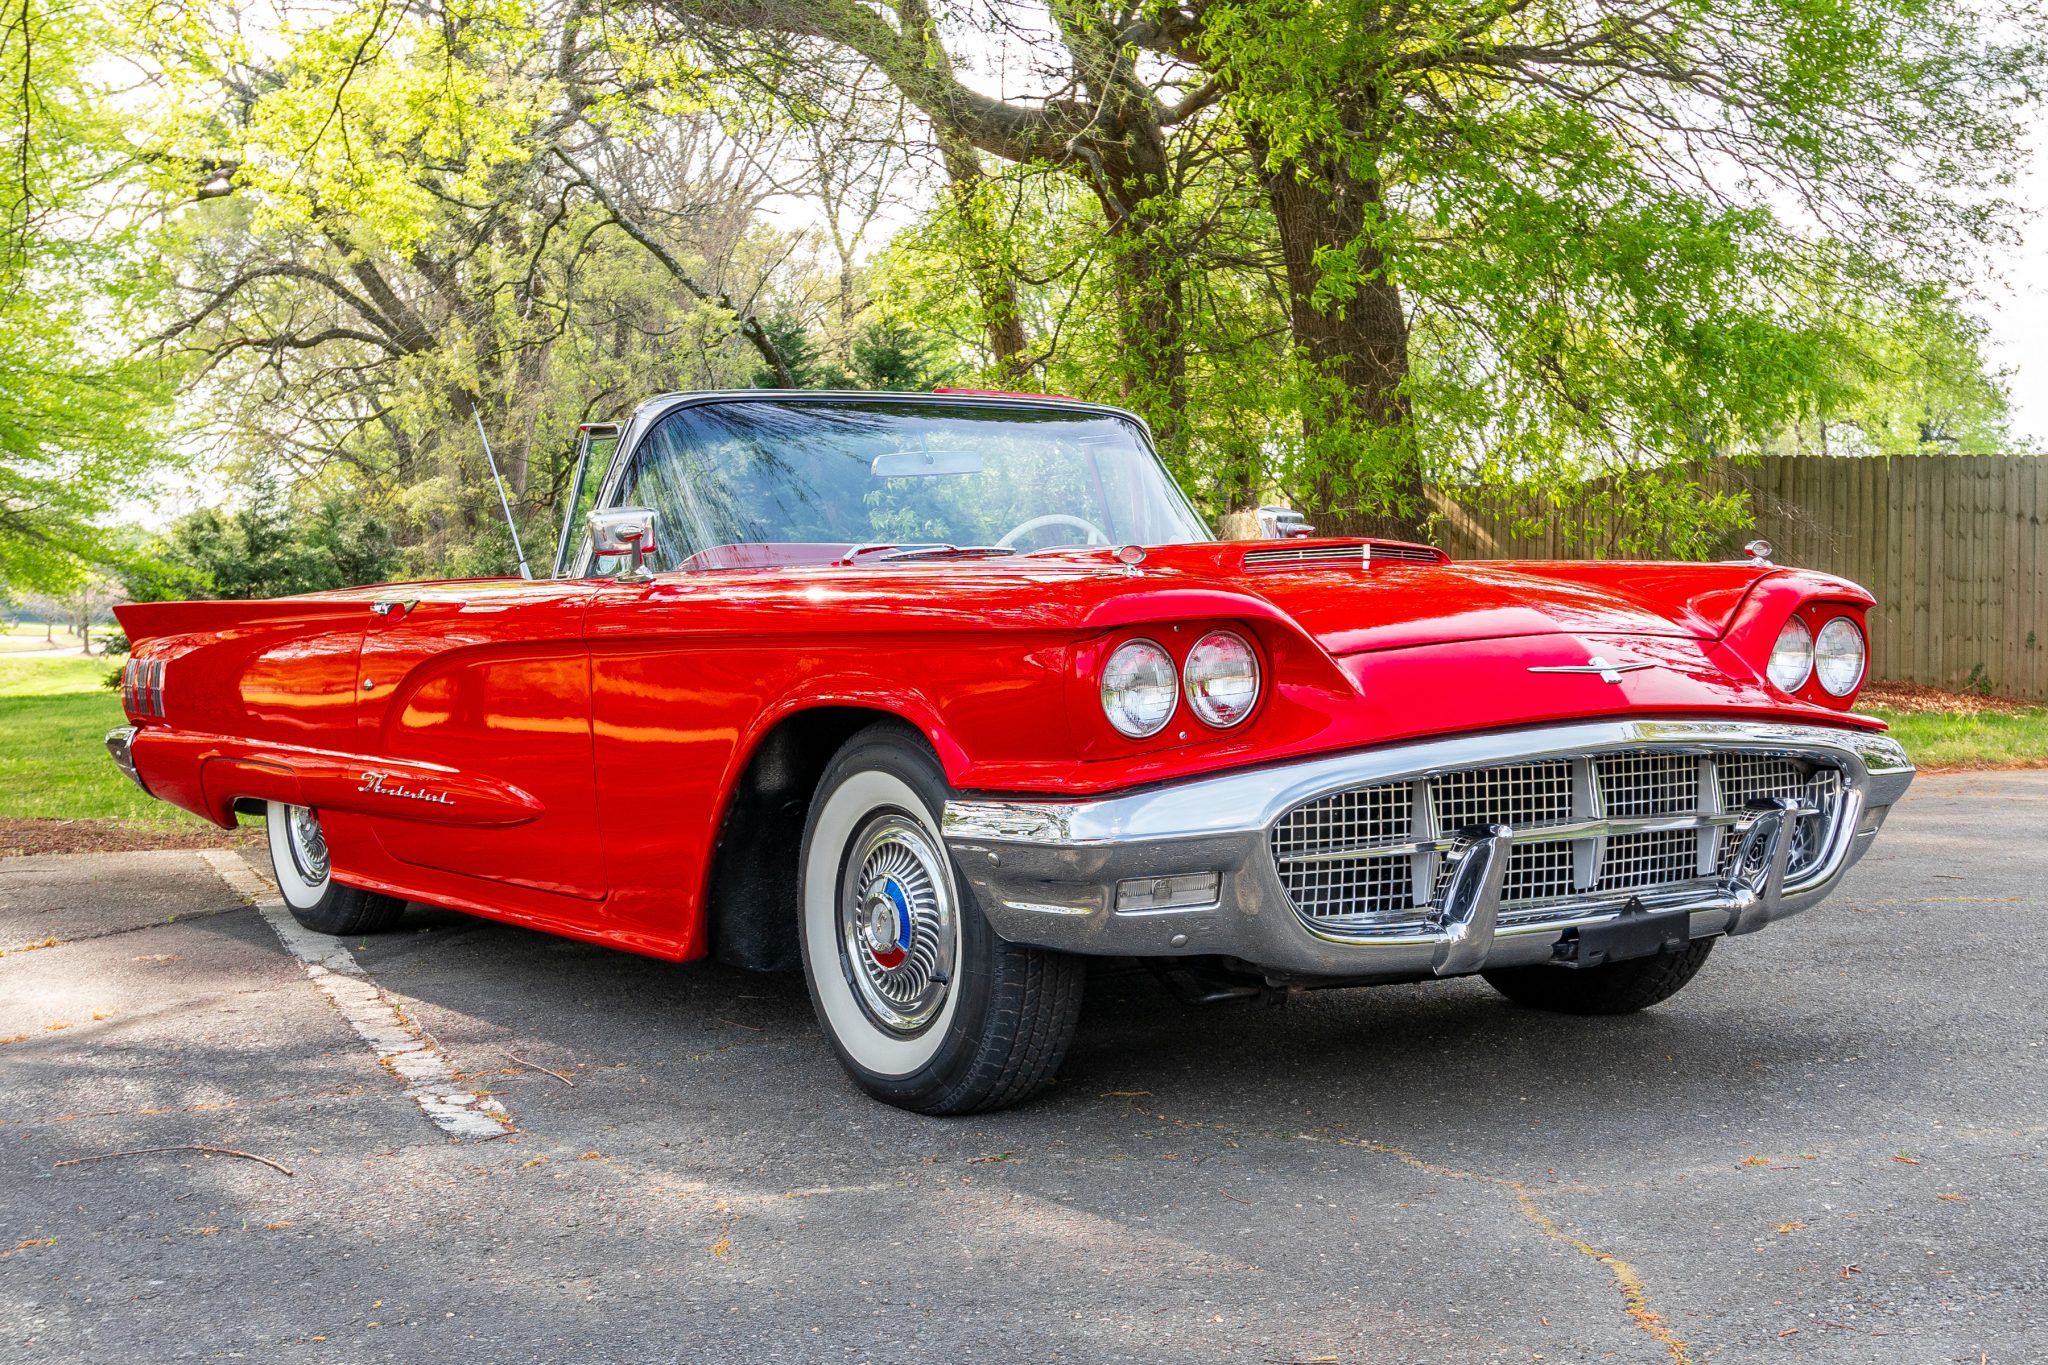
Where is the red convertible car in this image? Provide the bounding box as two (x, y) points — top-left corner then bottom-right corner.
(107, 391), (1912, 1113)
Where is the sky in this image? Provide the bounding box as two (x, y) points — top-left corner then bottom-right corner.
(1976, 115), (2048, 452)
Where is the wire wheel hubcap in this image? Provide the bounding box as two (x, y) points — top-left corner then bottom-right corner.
(840, 812), (957, 1034)
(285, 805), (330, 886)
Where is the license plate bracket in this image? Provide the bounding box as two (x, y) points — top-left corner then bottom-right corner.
(1552, 899), (1693, 969)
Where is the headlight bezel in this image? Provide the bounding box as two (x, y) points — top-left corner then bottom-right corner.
(1099, 637), (1180, 738)
(1813, 615), (1867, 697)
(1766, 615), (1815, 694)
(1182, 629), (1262, 729)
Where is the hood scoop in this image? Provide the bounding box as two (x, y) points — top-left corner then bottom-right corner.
(1241, 538), (1448, 570)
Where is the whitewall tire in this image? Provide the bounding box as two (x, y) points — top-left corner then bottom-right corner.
(797, 724), (1085, 1114)
(263, 802), (406, 935)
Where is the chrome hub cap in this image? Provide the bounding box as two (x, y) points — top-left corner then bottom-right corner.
(840, 812), (957, 1034)
(286, 804), (330, 885)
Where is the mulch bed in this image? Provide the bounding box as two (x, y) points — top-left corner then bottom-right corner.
(0, 819), (262, 859)
(1859, 680), (2041, 715)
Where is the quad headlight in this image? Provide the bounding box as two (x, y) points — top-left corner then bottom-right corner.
(1813, 616), (1867, 697)
(1182, 630), (1261, 728)
(1101, 639), (1179, 737)
(1767, 616), (1814, 693)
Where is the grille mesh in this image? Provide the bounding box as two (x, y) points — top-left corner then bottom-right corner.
(1432, 762), (1571, 832)
(1279, 854), (1412, 920)
(1271, 782), (1411, 860)
(1272, 747), (1847, 929)
(1596, 829), (1700, 890)
(1597, 753), (1698, 818)
(1715, 764), (1840, 876)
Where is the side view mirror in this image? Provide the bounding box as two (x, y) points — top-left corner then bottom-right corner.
(588, 506), (659, 580)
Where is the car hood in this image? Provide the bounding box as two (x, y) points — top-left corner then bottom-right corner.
(1099, 543), (1768, 655)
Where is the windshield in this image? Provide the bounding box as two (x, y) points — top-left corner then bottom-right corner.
(612, 399), (1210, 571)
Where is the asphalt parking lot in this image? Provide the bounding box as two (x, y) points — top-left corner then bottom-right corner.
(2, 772), (2042, 1363)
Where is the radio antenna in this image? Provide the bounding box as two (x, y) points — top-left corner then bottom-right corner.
(471, 403), (533, 580)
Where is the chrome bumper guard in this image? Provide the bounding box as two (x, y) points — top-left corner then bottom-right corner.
(105, 726), (149, 795)
(943, 719), (1914, 983)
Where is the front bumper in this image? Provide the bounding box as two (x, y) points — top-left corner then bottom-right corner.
(943, 718), (1913, 983)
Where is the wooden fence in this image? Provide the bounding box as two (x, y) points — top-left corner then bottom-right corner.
(1428, 453), (2048, 700)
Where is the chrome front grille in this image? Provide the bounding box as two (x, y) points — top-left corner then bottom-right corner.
(1272, 748), (1845, 934)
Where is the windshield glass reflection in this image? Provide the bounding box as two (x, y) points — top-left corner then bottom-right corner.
(618, 400), (1210, 571)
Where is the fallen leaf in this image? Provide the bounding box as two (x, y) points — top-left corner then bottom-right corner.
(89, 1010), (112, 1022)
(0, 1034), (28, 1046)
(191, 1226), (218, 1236)
(1741, 1155), (1771, 1167)
(969, 1153), (1012, 1164)
(44, 1021), (68, 1032)
(579, 1151), (605, 1162)
(14, 1238), (56, 1249)
(1893, 1154), (1921, 1165)
(264, 1221), (292, 1231)
(1776, 1222), (1807, 1235)
(521, 1157), (550, 1169)
(1939, 1192), (1965, 1202)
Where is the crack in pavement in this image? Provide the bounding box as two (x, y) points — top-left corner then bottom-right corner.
(1319, 1132), (1693, 1365)
(1128, 1102), (1695, 1364)
(0, 903), (249, 955)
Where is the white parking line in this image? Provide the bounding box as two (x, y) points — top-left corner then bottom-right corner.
(202, 850), (513, 1141)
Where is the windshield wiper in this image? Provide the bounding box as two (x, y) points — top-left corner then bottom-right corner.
(838, 542), (1019, 564)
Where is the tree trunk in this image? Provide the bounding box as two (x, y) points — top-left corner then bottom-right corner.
(1254, 136), (1426, 542)
(1086, 140), (1188, 462)
(937, 137), (1030, 384)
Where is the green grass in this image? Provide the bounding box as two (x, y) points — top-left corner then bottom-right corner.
(0, 653), (186, 823)
(1862, 705), (2048, 770)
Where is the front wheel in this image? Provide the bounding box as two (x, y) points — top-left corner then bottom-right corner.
(1482, 938), (1716, 1015)
(264, 802), (406, 936)
(798, 724), (1085, 1114)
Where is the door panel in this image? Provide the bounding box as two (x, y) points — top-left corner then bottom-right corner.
(356, 583), (605, 900)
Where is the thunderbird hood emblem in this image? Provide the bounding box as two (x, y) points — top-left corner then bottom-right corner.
(1527, 656), (1658, 684)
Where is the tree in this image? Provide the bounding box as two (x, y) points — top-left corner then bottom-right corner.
(1163, 0), (2042, 533)
(134, 0), (812, 573)
(123, 490), (402, 603)
(1, 0), (175, 593)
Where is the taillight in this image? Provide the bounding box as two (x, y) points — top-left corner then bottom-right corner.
(124, 658), (166, 719)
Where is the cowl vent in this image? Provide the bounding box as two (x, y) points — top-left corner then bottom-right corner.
(1241, 539), (1447, 570)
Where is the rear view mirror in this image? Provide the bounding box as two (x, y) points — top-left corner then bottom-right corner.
(871, 450), (984, 478)
(588, 506), (658, 579)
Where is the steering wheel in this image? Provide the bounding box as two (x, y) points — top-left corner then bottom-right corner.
(995, 513), (1111, 551)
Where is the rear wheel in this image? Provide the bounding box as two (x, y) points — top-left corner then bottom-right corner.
(264, 801), (406, 936)
(798, 724), (1085, 1114)
(1481, 939), (1715, 1016)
